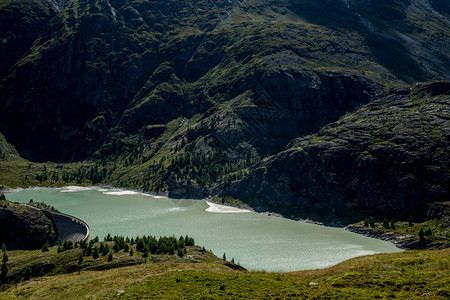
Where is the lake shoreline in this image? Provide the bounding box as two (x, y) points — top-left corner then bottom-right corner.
(203, 198), (419, 250)
(3, 185), (408, 252)
(345, 224), (415, 250)
(205, 197), (339, 227)
(1, 185), (169, 198)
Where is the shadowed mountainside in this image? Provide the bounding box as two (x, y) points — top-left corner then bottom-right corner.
(219, 82), (450, 223)
(0, 199), (57, 250)
(0, 0), (448, 162)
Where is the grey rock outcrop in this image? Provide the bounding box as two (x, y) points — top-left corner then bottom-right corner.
(220, 82), (450, 223)
(0, 200), (57, 250)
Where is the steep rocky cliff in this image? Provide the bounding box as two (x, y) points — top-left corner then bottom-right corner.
(0, 199), (57, 250)
(0, 133), (19, 160)
(0, 0), (62, 80)
(219, 82), (450, 223)
(0, 0), (448, 162)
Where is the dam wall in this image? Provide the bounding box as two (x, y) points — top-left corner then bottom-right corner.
(45, 211), (90, 244)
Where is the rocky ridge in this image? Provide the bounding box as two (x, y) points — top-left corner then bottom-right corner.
(0, 0), (449, 162)
(219, 82), (450, 223)
(0, 199), (57, 250)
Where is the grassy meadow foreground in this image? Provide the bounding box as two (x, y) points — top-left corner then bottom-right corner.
(0, 245), (448, 299)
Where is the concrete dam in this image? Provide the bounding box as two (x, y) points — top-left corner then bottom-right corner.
(45, 211), (90, 244)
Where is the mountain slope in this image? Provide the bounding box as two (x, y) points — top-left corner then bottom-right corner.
(219, 81), (450, 223)
(0, 0), (448, 163)
(0, 199), (57, 250)
(0, 0), (62, 80)
(0, 0), (449, 223)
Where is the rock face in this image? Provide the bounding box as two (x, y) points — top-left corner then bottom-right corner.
(0, 200), (57, 250)
(220, 82), (450, 223)
(0, 0), (60, 80)
(0, 132), (19, 160)
(0, 0), (449, 162)
(168, 180), (208, 199)
(427, 201), (450, 228)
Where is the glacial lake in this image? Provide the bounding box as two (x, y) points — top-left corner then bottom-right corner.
(6, 187), (402, 272)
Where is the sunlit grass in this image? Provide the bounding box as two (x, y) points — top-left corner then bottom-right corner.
(1, 248), (448, 299)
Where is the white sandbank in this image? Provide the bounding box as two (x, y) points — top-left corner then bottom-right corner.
(60, 186), (95, 192)
(101, 189), (167, 198)
(205, 201), (252, 213)
(102, 190), (148, 196)
(58, 186), (161, 198)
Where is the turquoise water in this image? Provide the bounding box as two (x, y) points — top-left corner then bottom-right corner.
(6, 187), (402, 271)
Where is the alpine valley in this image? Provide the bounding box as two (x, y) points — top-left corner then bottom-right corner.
(1, 0), (449, 221)
(0, 0), (449, 297)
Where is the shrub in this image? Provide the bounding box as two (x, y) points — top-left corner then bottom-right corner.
(41, 241), (49, 252)
(23, 267), (32, 280)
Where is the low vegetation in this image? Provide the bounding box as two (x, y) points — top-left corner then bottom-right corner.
(354, 215), (450, 249)
(0, 245), (448, 299)
(0, 234), (216, 289)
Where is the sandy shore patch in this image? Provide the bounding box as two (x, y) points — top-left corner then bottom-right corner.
(60, 186), (95, 192)
(205, 201), (252, 213)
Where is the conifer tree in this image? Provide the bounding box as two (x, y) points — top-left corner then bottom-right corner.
(41, 241), (49, 252)
(143, 247), (149, 258)
(369, 217), (375, 228)
(102, 244), (109, 256)
(383, 218), (390, 229)
(419, 228), (425, 243)
(390, 219), (395, 230)
(93, 247), (99, 259)
(1, 261), (8, 281)
(177, 248), (184, 257)
(86, 242), (92, 256)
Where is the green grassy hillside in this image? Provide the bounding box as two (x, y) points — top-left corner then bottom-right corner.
(0, 248), (448, 299)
